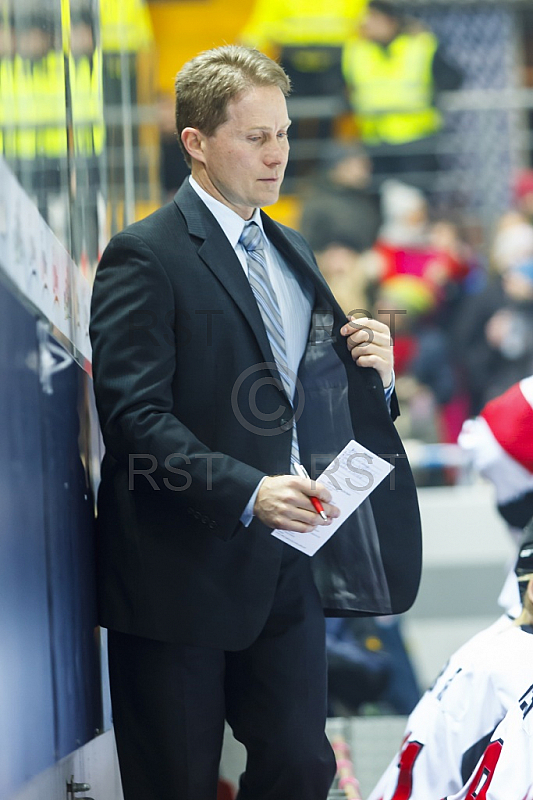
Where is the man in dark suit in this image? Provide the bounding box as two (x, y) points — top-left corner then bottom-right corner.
(90, 45), (422, 800)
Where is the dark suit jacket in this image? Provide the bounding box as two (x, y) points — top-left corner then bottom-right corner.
(89, 179), (422, 650)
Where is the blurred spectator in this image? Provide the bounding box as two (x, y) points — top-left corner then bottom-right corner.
(100, 0), (154, 227)
(452, 212), (533, 414)
(0, 12), (16, 161)
(241, 0), (367, 98)
(375, 274), (458, 445)
(378, 178), (428, 247)
(99, 0), (153, 110)
(372, 180), (474, 444)
(300, 143), (382, 253)
(377, 276), (452, 401)
(241, 0), (367, 173)
(312, 245), (378, 316)
(486, 258), (533, 366)
(99, 0), (153, 54)
(376, 180), (471, 324)
(69, 4), (106, 272)
(299, 143), (382, 313)
(513, 169), (533, 224)
(13, 11), (68, 238)
(70, 6), (104, 162)
(342, 0), (463, 190)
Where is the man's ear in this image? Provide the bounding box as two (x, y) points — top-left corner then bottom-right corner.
(181, 127), (205, 164)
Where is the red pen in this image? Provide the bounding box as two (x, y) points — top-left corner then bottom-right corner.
(294, 463), (328, 521)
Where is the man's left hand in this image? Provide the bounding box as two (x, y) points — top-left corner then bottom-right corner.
(340, 316), (394, 390)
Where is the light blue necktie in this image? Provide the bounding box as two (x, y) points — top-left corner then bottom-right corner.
(239, 221), (300, 469)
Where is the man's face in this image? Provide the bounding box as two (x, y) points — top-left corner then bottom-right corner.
(194, 84), (291, 219)
(361, 9), (399, 44)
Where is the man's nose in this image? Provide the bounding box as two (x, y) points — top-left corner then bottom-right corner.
(264, 139), (287, 166)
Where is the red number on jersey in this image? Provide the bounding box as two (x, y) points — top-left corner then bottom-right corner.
(391, 740), (424, 800)
(463, 740), (503, 799)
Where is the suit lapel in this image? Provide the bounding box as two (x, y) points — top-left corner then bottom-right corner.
(174, 181), (347, 403)
(261, 213), (338, 308)
(174, 182), (285, 395)
(261, 212), (351, 363)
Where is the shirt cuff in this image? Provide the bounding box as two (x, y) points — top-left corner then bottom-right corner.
(384, 370), (395, 409)
(240, 476), (268, 527)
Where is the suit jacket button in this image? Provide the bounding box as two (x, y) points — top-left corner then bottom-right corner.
(209, 521), (216, 529)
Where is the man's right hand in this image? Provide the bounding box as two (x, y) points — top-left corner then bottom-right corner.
(253, 475), (340, 532)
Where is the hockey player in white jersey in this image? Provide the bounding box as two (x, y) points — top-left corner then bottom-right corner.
(368, 536), (533, 800)
(442, 682), (533, 800)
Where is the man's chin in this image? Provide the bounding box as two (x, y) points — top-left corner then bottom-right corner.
(257, 186), (282, 208)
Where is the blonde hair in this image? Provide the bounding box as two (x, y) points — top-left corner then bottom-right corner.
(175, 45), (291, 166)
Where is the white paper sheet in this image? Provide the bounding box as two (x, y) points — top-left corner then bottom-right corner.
(271, 439), (394, 556)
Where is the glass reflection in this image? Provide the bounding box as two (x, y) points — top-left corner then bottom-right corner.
(3, 4), (70, 246)
(68, 0), (105, 276)
(0, 0), (159, 271)
(100, 0), (157, 234)
(0, 7), (15, 164)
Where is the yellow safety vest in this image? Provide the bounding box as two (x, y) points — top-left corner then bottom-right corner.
(100, 0), (154, 53)
(0, 57), (16, 158)
(342, 31), (442, 144)
(69, 51), (105, 157)
(7, 52), (67, 161)
(35, 50), (68, 159)
(12, 56), (38, 159)
(241, 0), (367, 49)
